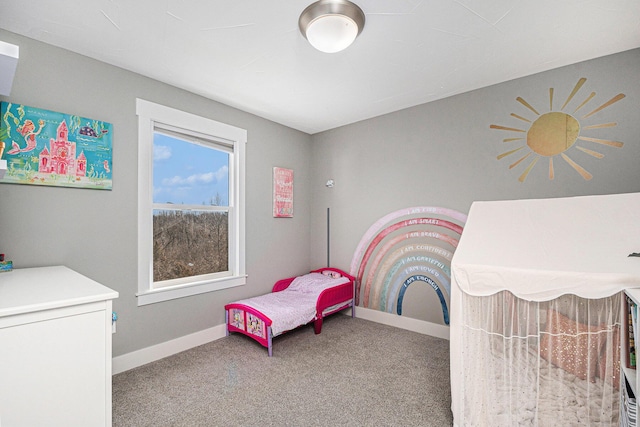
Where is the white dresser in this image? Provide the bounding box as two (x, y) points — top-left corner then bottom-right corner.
(0, 266), (118, 427)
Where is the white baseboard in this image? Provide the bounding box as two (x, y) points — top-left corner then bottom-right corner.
(112, 308), (449, 375)
(112, 324), (227, 375)
(348, 306), (450, 340)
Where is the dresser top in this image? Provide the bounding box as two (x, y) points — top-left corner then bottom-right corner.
(0, 266), (118, 318)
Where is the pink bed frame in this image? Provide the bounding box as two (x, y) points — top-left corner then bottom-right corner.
(225, 267), (356, 356)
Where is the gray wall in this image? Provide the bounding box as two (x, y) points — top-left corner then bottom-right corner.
(310, 48), (640, 324)
(1, 28), (639, 353)
(0, 30), (313, 356)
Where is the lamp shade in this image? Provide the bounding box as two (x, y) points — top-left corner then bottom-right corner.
(299, 0), (365, 53)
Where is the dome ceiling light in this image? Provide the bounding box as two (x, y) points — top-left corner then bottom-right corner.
(299, 0), (365, 53)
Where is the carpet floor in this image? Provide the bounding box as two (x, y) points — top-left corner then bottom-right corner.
(112, 315), (452, 426)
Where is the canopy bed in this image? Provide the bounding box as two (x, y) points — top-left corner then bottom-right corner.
(450, 192), (640, 426)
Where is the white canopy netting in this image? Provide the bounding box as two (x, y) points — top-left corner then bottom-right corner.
(450, 193), (640, 427)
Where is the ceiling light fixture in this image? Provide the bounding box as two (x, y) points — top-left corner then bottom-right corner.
(299, 0), (365, 53)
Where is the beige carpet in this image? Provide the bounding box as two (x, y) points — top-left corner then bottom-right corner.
(112, 315), (452, 426)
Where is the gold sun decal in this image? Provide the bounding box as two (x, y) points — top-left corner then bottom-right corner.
(490, 78), (625, 182)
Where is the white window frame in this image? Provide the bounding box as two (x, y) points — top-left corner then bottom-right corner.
(136, 99), (246, 306)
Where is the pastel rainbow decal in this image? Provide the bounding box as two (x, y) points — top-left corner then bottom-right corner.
(398, 275), (448, 324)
(350, 207), (466, 324)
(378, 252), (451, 312)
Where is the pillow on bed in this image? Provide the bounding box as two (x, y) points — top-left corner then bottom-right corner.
(287, 272), (348, 293)
(540, 309), (602, 383)
(321, 270), (342, 279)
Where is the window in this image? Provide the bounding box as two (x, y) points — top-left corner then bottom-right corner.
(136, 99), (246, 305)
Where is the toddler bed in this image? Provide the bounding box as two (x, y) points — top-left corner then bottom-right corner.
(225, 267), (355, 356)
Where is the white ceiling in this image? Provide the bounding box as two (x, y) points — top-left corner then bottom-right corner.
(1, 1), (639, 134)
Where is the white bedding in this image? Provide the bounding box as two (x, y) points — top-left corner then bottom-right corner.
(233, 273), (350, 336)
(462, 337), (618, 426)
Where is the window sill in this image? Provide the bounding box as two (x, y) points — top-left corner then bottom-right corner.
(136, 275), (247, 306)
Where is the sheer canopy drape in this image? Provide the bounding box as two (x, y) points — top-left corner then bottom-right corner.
(449, 193), (640, 427)
(458, 291), (620, 426)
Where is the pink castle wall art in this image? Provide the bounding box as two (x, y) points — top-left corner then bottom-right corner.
(39, 120), (86, 177)
(0, 102), (112, 190)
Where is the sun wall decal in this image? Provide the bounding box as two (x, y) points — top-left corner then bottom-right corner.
(490, 78), (625, 182)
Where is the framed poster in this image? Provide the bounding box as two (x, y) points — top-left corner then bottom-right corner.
(0, 102), (113, 190)
(273, 167), (293, 218)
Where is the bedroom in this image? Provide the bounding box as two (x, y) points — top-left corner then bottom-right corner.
(0, 1), (639, 426)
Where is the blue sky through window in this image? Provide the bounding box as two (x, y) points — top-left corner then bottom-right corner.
(153, 133), (229, 206)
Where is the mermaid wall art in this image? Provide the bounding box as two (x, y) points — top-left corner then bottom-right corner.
(0, 102), (112, 190)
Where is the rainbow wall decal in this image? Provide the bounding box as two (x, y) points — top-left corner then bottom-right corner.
(349, 207), (467, 324)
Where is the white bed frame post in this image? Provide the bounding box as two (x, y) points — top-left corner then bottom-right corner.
(352, 280), (357, 318)
(225, 310), (229, 336)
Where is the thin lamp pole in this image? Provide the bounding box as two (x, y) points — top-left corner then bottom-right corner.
(327, 207), (330, 267)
